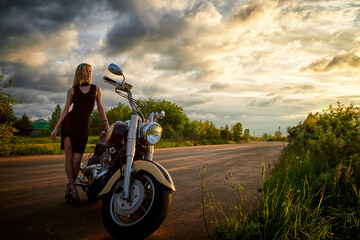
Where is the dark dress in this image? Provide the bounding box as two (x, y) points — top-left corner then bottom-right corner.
(61, 84), (96, 153)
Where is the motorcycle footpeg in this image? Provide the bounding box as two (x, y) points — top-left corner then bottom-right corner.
(74, 181), (87, 187)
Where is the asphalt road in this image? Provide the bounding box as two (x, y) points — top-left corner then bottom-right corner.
(0, 142), (285, 240)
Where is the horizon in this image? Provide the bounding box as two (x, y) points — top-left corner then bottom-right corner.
(1, 0), (359, 136)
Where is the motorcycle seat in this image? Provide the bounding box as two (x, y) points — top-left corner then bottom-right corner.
(95, 131), (108, 154)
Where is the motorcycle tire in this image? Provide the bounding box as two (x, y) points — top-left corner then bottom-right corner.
(102, 172), (171, 240)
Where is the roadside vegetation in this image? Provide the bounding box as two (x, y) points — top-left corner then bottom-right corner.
(202, 102), (360, 239)
(0, 77), (286, 157)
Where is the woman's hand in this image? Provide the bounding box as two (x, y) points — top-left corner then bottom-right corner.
(104, 121), (110, 132)
(51, 129), (57, 140)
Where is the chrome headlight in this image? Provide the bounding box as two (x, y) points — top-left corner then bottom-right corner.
(141, 122), (162, 145)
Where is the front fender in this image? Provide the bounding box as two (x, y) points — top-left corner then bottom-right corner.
(98, 160), (175, 197)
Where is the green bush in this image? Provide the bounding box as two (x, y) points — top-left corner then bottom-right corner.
(0, 123), (16, 156)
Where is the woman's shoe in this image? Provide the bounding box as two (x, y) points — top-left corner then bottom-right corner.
(70, 189), (80, 206)
(65, 183), (71, 203)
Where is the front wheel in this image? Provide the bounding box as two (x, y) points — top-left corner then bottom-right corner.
(102, 172), (172, 239)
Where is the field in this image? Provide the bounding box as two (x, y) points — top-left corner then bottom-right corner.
(4, 136), (100, 156)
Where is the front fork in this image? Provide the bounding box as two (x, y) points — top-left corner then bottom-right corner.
(122, 114), (139, 199)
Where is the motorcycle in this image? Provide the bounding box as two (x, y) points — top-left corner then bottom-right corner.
(75, 63), (175, 239)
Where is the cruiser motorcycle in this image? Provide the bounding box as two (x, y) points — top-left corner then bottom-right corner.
(75, 63), (175, 239)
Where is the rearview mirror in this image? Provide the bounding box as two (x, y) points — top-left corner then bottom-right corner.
(108, 63), (123, 76)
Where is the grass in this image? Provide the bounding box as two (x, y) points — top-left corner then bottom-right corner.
(2, 136), (100, 156)
(201, 156), (359, 240)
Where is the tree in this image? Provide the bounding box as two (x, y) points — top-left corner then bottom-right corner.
(275, 126), (282, 140)
(48, 104), (62, 134)
(220, 124), (231, 140)
(0, 77), (19, 124)
(243, 129), (251, 142)
(205, 121), (220, 139)
(0, 76), (20, 156)
(231, 122), (243, 141)
(88, 102), (133, 135)
(14, 114), (33, 136)
(263, 133), (270, 141)
(141, 99), (189, 139)
(89, 110), (103, 135)
(106, 103), (132, 125)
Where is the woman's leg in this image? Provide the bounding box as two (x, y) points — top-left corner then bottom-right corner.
(64, 137), (75, 188)
(64, 137), (80, 202)
(72, 153), (83, 182)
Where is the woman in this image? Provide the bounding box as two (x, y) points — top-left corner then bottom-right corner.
(51, 63), (109, 206)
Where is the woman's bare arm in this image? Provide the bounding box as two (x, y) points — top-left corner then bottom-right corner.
(95, 86), (110, 132)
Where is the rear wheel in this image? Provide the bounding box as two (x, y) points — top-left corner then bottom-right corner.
(102, 172), (171, 239)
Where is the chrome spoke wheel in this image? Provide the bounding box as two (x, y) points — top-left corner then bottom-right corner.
(110, 174), (155, 226)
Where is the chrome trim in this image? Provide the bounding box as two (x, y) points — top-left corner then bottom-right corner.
(83, 164), (101, 175)
(149, 112), (154, 122)
(80, 162), (85, 172)
(141, 122), (162, 145)
(146, 146), (154, 161)
(123, 114), (139, 199)
(109, 147), (116, 154)
(95, 169), (108, 179)
(74, 175), (87, 188)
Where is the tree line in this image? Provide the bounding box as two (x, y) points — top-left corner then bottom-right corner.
(0, 76), (285, 155)
(48, 99), (249, 142)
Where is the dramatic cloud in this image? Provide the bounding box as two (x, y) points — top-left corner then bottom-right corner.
(301, 48), (360, 72)
(0, 0), (359, 135)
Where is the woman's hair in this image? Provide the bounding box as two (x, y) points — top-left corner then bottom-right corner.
(72, 63), (92, 87)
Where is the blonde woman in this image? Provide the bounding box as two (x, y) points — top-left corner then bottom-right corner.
(51, 63), (109, 206)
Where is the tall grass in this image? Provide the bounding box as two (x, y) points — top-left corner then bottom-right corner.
(202, 103), (360, 239)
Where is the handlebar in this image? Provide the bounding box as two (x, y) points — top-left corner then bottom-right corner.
(103, 75), (146, 121)
(103, 76), (117, 85)
(103, 76), (132, 92)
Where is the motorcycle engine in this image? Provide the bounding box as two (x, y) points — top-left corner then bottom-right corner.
(84, 149), (112, 180)
(100, 149), (111, 172)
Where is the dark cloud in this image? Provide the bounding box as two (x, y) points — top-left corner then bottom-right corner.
(102, 13), (146, 56)
(281, 84), (315, 94)
(139, 83), (168, 98)
(0, 0), (95, 58)
(176, 97), (208, 108)
(0, 62), (71, 93)
(101, 4), (187, 56)
(301, 49), (360, 72)
(232, 0), (266, 23)
(210, 82), (229, 90)
(250, 95), (283, 108)
(265, 84), (315, 98)
(5, 88), (50, 104)
(106, 0), (135, 13)
(12, 103), (54, 120)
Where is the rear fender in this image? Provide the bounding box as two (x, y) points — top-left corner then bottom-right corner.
(98, 160), (175, 197)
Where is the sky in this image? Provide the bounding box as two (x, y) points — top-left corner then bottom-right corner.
(0, 0), (359, 136)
